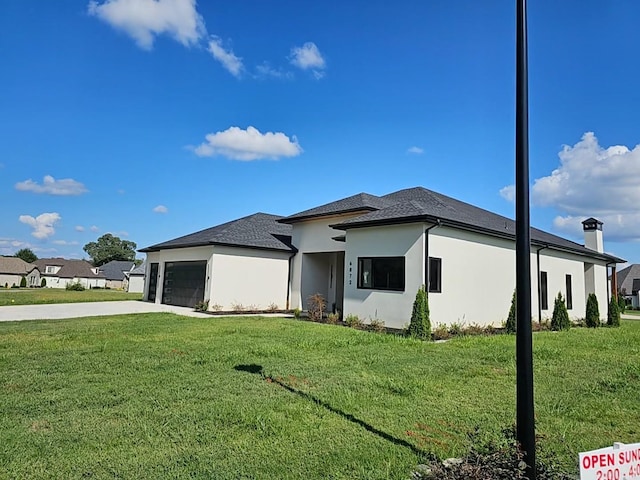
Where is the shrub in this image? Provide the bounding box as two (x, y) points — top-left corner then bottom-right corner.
(326, 312), (340, 324)
(19, 276), (27, 288)
(11, 283), (18, 289)
(66, 281), (85, 291)
(617, 294), (626, 314)
(607, 296), (621, 327)
(194, 300), (209, 312)
(210, 303), (223, 312)
(550, 292), (570, 331)
(267, 303), (279, 312)
(307, 293), (326, 322)
(407, 285), (431, 340)
(505, 290), (516, 334)
(432, 324), (452, 341)
(292, 307), (301, 319)
(4, 282), (7, 288)
(369, 318), (385, 333)
(231, 302), (246, 312)
(344, 314), (363, 329)
(585, 293), (600, 328)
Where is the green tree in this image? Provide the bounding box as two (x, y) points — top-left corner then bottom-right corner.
(19, 276), (27, 288)
(607, 296), (621, 327)
(617, 294), (626, 314)
(15, 248), (37, 263)
(408, 285), (431, 340)
(40, 277), (47, 288)
(83, 234), (137, 267)
(585, 293), (600, 328)
(505, 289), (516, 333)
(551, 292), (571, 331)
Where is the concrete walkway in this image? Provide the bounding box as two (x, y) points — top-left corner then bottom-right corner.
(622, 313), (640, 320)
(0, 301), (211, 322)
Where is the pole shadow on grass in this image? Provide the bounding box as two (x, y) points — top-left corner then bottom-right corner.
(233, 364), (425, 456)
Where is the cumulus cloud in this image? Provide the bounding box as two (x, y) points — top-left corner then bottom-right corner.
(499, 185), (515, 202)
(407, 146), (424, 155)
(290, 42), (326, 78)
(88, 0), (205, 50)
(19, 213), (61, 239)
(15, 175), (88, 195)
(153, 205), (168, 213)
(52, 240), (79, 246)
(75, 226), (85, 232)
(255, 62), (292, 80)
(208, 37), (244, 77)
(90, 225), (100, 232)
(501, 132), (640, 242)
(194, 126), (303, 161)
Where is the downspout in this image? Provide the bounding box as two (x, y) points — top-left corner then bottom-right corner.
(606, 261), (616, 307)
(424, 220), (441, 289)
(285, 251), (297, 310)
(535, 245), (549, 324)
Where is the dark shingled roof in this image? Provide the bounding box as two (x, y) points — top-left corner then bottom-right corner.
(328, 187), (624, 263)
(140, 213), (294, 253)
(278, 193), (395, 224)
(99, 260), (136, 281)
(616, 264), (640, 294)
(0, 256), (38, 275)
(34, 258), (105, 279)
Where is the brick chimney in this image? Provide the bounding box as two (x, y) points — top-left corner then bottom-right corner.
(582, 217), (603, 253)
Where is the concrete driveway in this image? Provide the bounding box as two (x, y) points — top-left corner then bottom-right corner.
(0, 301), (211, 322)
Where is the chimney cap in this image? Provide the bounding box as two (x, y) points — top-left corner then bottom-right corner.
(582, 217), (603, 231)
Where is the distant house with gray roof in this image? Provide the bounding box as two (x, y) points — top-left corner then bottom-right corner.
(139, 187), (623, 327)
(0, 256), (40, 288)
(99, 260), (137, 289)
(33, 258), (106, 289)
(125, 262), (146, 293)
(615, 264), (640, 308)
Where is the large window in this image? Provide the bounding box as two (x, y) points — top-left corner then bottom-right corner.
(565, 274), (573, 310)
(540, 271), (548, 310)
(358, 257), (405, 291)
(428, 257), (442, 293)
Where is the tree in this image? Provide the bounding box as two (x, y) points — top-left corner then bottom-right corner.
(617, 293), (626, 314)
(550, 292), (571, 331)
(41, 277), (47, 288)
(20, 276), (27, 288)
(408, 285), (431, 340)
(585, 293), (600, 328)
(83, 234), (137, 267)
(15, 248), (37, 263)
(505, 289), (516, 333)
(607, 296), (621, 327)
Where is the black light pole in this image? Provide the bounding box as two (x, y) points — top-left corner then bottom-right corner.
(515, 0), (536, 478)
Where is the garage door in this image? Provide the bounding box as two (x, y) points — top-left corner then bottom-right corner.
(161, 261), (206, 307)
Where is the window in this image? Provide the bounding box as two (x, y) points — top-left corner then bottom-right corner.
(46, 266), (55, 274)
(565, 274), (573, 310)
(357, 257), (405, 291)
(428, 257), (442, 293)
(540, 271), (548, 310)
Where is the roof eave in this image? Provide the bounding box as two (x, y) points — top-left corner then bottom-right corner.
(278, 207), (379, 224)
(139, 240), (295, 254)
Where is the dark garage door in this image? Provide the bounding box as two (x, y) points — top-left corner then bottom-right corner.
(161, 261), (206, 307)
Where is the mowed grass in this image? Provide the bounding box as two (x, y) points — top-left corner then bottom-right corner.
(1, 315), (639, 479)
(0, 288), (142, 306)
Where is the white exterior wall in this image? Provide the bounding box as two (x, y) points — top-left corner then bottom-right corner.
(210, 246), (290, 310)
(40, 276), (106, 289)
(127, 275), (145, 293)
(343, 223), (425, 328)
(0, 274), (23, 287)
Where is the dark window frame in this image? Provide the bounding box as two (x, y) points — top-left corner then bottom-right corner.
(540, 271), (548, 310)
(565, 274), (573, 310)
(428, 257), (442, 293)
(357, 256), (405, 292)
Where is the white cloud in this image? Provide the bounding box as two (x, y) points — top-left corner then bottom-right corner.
(194, 126), (303, 161)
(208, 37), (244, 77)
(88, 0), (205, 50)
(407, 146), (424, 155)
(501, 132), (640, 242)
(499, 185), (515, 202)
(90, 225), (100, 232)
(15, 175), (87, 195)
(75, 226), (85, 232)
(19, 212), (61, 239)
(290, 42), (326, 78)
(255, 62), (292, 80)
(52, 240), (79, 246)
(153, 205), (168, 213)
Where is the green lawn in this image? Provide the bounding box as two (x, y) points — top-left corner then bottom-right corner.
(1, 315), (638, 479)
(0, 288), (142, 306)
(623, 309), (640, 316)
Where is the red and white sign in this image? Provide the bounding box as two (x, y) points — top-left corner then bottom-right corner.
(580, 443), (640, 480)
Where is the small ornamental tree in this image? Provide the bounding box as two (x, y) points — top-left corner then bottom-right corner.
(19, 276), (27, 288)
(408, 285), (431, 340)
(505, 290), (516, 334)
(585, 293), (600, 328)
(607, 296), (621, 327)
(41, 277), (47, 288)
(617, 294), (626, 314)
(550, 292), (571, 331)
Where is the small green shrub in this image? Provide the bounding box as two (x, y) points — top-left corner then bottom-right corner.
(66, 281), (85, 291)
(448, 322), (462, 336)
(550, 292), (570, 331)
(617, 294), (626, 314)
(407, 285), (431, 340)
(11, 283), (18, 289)
(326, 312), (340, 325)
(505, 290), (516, 333)
(4, 282), (7, 288)
(194, 300), (209, 312)
(432, 324), (452, 340)
(20, 276), (27, 288)
(585, 293), (600, 328)
(344, 314), (363, 329)
(307, 293), (326, 322)
(607, 296), (621, 327)
(292, 307), (301, 319)
(369, 318), (385, 333)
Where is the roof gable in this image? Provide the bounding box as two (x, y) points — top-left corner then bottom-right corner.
(35, 258), (105, 279)
(0, 256), (38, 275)
(278, 193), (394, 224)
(99, 260), (136, 280)
(617, 264), (640, 294)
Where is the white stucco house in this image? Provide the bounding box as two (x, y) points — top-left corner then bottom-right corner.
(34, 258), (106, 289)
(0, 256), (40, 287)
(125, 262), (146, 294)
(140, 187), (623, 329)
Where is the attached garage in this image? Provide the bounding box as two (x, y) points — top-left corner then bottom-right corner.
(161, 261), (206, 307)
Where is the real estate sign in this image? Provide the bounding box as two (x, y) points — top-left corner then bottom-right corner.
(579, 442), (640, 480)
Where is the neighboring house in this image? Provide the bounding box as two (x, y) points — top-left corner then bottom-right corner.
(140, 187), (623, 329)
(126, 262), (146, 293)
(0, 256), (40, 287)
(34, 258), (106, 289)
(99, 260), (137, 289)
(615, 264), (640, 308)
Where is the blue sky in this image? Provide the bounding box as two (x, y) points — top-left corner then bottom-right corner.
(1, 1), (639, 265)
